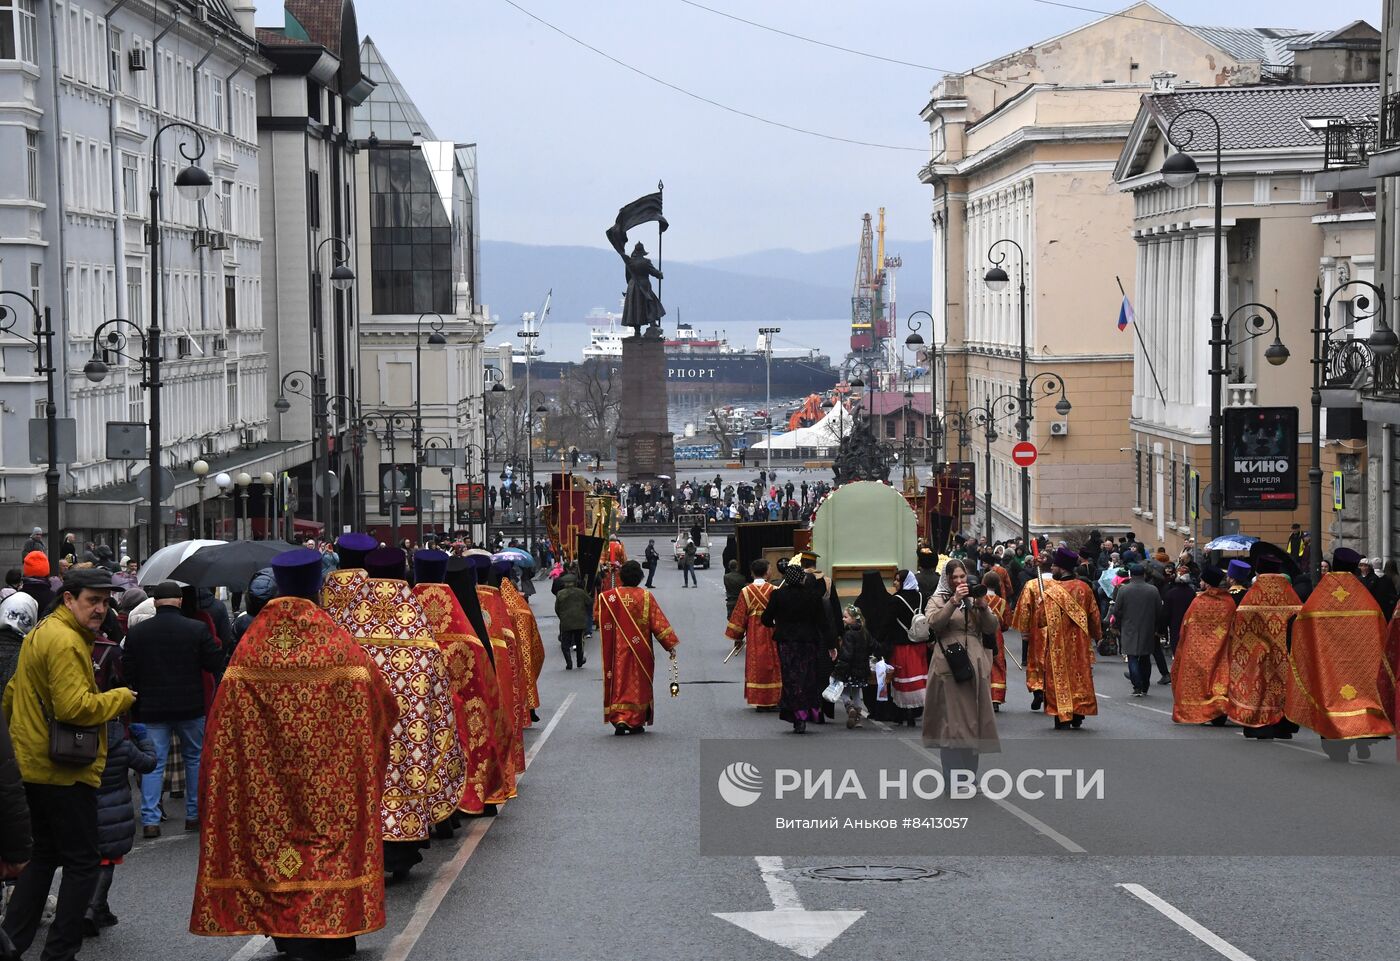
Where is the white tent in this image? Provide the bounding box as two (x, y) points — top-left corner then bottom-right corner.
(750, 403), (852, 452)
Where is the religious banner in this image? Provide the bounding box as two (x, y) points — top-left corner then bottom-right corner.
(455, 482), (486, 525)
(1223, 407), (1298, 511)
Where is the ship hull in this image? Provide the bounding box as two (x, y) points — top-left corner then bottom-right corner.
(517, 353), (838, 398)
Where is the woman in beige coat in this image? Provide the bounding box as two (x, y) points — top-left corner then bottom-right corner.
(921, 560), (1001, 779)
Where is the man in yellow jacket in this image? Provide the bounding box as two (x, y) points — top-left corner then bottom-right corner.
(2, 567), (134, 961)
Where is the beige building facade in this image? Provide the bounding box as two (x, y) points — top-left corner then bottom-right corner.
(919, 2), (1347, 542)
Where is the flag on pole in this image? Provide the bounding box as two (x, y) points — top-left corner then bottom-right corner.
(1117, 295), (1135, 331)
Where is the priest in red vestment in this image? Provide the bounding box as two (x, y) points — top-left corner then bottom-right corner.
(1286, 548), (1396, 761)
(497, 563), (545, 717)
(1229, 562), (1302, 739)
(475, 553), (532, 741)
(1171, 567), (1235, 725)
(412, 550), (514, 816)
(597, 560), (679, 734)
(1011, 558), (1052, 711)
(725, 559), (781, 709)
(1018, 548), (1100, 729)
(192, 549), (397, 960)
(985, 577), (1011, 710)
(323, 547), (467, 879)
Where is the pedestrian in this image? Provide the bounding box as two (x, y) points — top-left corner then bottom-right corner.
(191, 548), (398, 957)
(679, 534), (698, 588)
(1114, 563), (1164, 697)
(1358, 557), (1397, 620)
(59, 533), (77, 564)
(722, 559), (746, 616)
(834, 606), (872, 728)
(760, 559), (833, 734)
(0, 704), (32, 895)
(121, 580), (223, 837)
(1170, 567), (1235, 726)
(553, 571), (590, 670)
(1161, 568), (1197, 653)
(596, 561), (679, 735)
(644, 539), (659, 588)
(1013, 549), (1100, 728)
(85, 705), (157, 936)
(19, 527), (43, 561)
(725, 559), (780, 711)
(923, 558), (1000, 781)
(1232, 554), (1303, 740)
(0, 592), (37, 694)
(19, 551), (53, 615)
(0, 568), (135, 961)
(229, 569), (277, 659)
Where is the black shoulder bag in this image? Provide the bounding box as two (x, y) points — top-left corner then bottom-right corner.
(934, 637), (975, 684)
(39, 693), (100, 767)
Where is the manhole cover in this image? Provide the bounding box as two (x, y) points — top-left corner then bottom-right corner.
(801, 865), (942, 883)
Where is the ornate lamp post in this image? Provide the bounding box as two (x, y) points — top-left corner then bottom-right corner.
(214, 471), (233, 539)
(983, 237), (1034, 545)
(145, 121), (213, 555)
(235, 472), (252, 540)
(905, 309), (938, 467)
(84, 318), (160, 549)
(415, 312), (449, 545)
(0, 292), (58, 564)
(1311, 280), (1397, 582)
(260, 471), (276, 540)
(193, 459), (210, 538)
(311, 238), (355, 527)
(1159, 107), (1225, 538)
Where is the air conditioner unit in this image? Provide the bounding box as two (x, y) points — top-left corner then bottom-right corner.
(195, 2), (209, 22)
(192, 227), (213, 249)
(128, 48), (148, 71)
(176, 335), (192, 358)
(209, 230), (230, 251)
(1049, 420), (1070, 437)
(213, 335), (228, 353)
(239, 427), (258, 447)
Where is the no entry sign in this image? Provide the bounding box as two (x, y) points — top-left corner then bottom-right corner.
(1012, 441), (1038, 467)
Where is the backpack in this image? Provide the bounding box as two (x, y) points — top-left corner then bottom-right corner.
(894, 595), (929, 643)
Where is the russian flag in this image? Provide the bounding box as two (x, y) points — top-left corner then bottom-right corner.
(1117, 295), (1134, 331)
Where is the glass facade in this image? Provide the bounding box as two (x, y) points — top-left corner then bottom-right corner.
(369, 146), (453, 314)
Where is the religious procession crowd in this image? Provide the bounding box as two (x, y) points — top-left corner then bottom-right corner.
(0, 533), (578, 961)
(716, 532), (1400, 777)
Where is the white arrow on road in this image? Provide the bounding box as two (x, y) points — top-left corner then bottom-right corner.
(714, 856), (864, 959)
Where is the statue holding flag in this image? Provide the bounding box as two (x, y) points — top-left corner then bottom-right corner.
(607, 187), (668, 336)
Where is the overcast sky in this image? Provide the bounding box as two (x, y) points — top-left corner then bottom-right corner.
(341, 0), (1382, 262)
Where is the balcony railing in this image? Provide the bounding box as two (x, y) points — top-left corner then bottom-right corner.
(1324, 119), (1377, 169)
(1381, 92), (1400, 150)
(1225, 382), (1257, 407)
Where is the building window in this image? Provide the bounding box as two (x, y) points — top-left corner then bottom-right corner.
(108, 25), (122, 92)
(25, 129), (39, 200)
(1146, 448), (1156, 516)
(1134, 446), (1143, 510)
(126, 265), (142, 324)
(121, 152), (139, 214)
(0, 0), (38, 64)
(1168, 453), (1178, 524)
(219, 179), (232, 232)
(308, 169), (321, 229)
(369, 147), (454, 314)
(223, 274), (236, 329)
(209, 76), (223, 133)
(226, 368), (238, 422)
(29, 263), (40, 309)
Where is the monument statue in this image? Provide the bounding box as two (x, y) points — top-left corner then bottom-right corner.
(606, 188), (668, 337)
(832, 419), (892, 486)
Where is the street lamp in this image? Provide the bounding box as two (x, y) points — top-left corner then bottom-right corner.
(1224, 304), (1290, 373)
(1160, 107), (1225, 538)
(517, 316), (541, 552)
(357, 408), (417, 547)
(1311, 279), (1394, 583)
(758, 327), (781, 477)
(260, 471), (275, 540)
(236, 472), (252, 540)
(906, 309), (938, 467)
(483, 365), (507, 546)
(983, 237), (1033, 545)
(85, 317), (162, 550)
(415, 312), (450, 546)
(144, 121), (211, 556)
(193, 459), (210, 539)
(0, 292), (59, 565)
(214, 471), (233, 539)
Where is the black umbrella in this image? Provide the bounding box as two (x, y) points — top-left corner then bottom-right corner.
(168, 540), (299, 591)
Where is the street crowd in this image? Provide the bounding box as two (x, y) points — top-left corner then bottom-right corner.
(0, 530), (556, 961)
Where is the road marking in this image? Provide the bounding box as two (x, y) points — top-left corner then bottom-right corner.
(715, 856), (864, 958)
(380, 691), (575, 961)
(1125, 700), (1174, 717)
(899, 739), (1086, 854)
(224, 693), (576, 961)
(227, 936), (271, 961)
(1117, 883), (1259, 960)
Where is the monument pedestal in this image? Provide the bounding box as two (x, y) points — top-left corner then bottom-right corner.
(616, 333), (675, 483)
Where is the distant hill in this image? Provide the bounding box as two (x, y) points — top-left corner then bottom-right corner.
(479, 238), (933, 327)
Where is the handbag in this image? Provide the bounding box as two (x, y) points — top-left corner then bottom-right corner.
(39, 694), (100, 767)
(821, 676), (845, 704)
(935, 638), (975, 684)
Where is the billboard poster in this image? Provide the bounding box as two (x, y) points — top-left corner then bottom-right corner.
(455, 482), (486, 525)
(949, 461), (977, 520)
(1223, 406), (1298, 511)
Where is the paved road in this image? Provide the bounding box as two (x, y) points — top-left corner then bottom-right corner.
(60, 537), (1400, 960)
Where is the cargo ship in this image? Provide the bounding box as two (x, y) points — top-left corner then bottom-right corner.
(578, 310), (839, 398)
